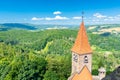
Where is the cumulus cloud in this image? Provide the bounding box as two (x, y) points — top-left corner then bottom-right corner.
(53, 11), (62, 15)
(45, 15), (69, 20)
(31, 16), (69, 21)
(93, 13), (107, 18)
(54, 15), (69, 20)
(73, 17), (82, 20)
(31, 17), (44, 20)
(45, 17), (53, 20)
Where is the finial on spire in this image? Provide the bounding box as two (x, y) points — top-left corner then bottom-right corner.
(82, 11), (84, 22)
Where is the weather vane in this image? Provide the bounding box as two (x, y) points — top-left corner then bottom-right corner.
(82, 11), (84, 21)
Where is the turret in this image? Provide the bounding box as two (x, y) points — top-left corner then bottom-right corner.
(98, 67), (106, 80)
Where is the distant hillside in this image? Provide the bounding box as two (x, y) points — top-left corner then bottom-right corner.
(88, 24), (120, 35)
(1, 23), (120, 33)
(0, 23), (80, 31)
(32, 24), (78, 30)
(0, 29), (120, 80)
(102, 66), (120, 80)
(0, 23), (37, 31)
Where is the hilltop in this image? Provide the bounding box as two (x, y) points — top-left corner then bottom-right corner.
(0, 23), (37, 31)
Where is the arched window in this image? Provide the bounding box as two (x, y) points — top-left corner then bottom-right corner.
(73, 54), (78, 62)
(84, 56), (88, 63)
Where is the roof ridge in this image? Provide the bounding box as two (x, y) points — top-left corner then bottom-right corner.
(71, 65), (92, 80)
(78, 65), (91, 74)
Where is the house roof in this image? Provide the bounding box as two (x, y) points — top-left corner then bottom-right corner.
(71, 21), (92, 54)
(72, 66), (92, 80)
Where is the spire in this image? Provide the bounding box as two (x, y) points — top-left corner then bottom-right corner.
(82, 11), (84, 22)
(71, 13), (92, 54)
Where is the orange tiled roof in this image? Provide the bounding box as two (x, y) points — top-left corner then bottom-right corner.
(72, 66), (92, 80)
(71, 21), (92, 54)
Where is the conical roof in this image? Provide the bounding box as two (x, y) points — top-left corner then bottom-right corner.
(71, 21), (92, 54)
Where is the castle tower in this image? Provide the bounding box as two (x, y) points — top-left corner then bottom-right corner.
(98, 67), (106, 80)
(71, 21), (92, 74)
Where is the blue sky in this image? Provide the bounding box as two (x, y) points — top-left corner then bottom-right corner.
(0, 0), (120, 25)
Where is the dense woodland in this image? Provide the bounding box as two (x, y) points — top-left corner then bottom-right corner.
(0, 29), (120, 80)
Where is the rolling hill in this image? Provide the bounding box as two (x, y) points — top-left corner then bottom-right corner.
(0, 23), (37, 31)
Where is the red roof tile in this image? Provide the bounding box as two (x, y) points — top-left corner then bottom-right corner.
(72, 66), (92, 80)
(71, 21), (92, 54)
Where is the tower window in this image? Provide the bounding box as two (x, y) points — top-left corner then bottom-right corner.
(84, 56), (88, 63)
(73, 54), (78, 62)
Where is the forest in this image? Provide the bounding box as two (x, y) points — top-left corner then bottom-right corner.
(0, 29), (120, 80)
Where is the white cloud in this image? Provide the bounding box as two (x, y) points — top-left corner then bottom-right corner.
(54, 15), (69, 20)
(104, 19), (109, 21)
(31, 14), (120, 24)
(32, 16), (69, 21)
(73, 17), (82, 20)
(31, 17), (44, 20)
(45, 15), (69, 20)
(45, 17), (54, 20)
(53, 11), (62, 15)
(93, 13), (107, 18)
(108, 17), (114, 19)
